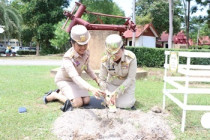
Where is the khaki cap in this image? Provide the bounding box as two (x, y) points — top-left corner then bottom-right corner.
(70, 25), (91, 45)
(105, 34), (123, 55)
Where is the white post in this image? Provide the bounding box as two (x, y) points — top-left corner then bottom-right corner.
(163, 53), (168, 109)
(181, 56), (190, 132)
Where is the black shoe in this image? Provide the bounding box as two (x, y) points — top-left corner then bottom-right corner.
(60, 99), (73, 112)
(131, 106), (136, 110)
(54, 89), (60, 93)
(43, 89), (60, 104)
(43, 90), (53, 104)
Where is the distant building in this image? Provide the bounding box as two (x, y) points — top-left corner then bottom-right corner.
(123, 23), (158, 48)
(198, 36), (210, 46)
(0, 39), (20, 47)
(158, 30), (193, 49)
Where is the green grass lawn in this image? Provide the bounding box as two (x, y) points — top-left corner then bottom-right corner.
(0, 66), (209, 139)
(0, 54), (63, 60)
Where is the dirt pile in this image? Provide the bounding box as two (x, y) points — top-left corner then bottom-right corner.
(52, 109), (175, 140)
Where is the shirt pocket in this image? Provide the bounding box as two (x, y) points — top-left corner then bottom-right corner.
(121, 63), (129, 76)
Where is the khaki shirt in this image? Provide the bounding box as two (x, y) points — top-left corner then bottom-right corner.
(55, 47), (97, 91)
(99, 50), (137, 108)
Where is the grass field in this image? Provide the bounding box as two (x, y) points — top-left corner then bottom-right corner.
(0, 66), (209, 139)
(0, 54), (63, 60)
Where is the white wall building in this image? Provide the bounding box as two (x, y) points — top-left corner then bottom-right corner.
(123, 24), (158, 48)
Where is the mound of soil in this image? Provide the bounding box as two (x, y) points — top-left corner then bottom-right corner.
(52, 109), (175, 140)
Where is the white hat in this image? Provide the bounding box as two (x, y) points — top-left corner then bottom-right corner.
(70, 25), (91, 45)
(105, 34), (123, 55)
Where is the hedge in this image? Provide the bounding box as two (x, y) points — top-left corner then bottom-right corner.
(17, 50), (36, 55)
(125, 47), (210, 67)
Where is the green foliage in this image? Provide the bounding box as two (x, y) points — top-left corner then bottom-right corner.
(135, 0), (182, 34)
(20, 28), (34, 46)
(136, 13), (153, 25)
(189, 18), (209, 43)
(126, 47), (210, 67)
(201, 45), (210, 49)
(50, 19), (70, 53)
(190, 45), (210, 50)
(199, 21), (210, 36)
(80, 0), (125, 24)
(20, 0), (69, 54)
(0, 1), (22, 40)
(191, 0), (209, 21)
(17, 50), (36, 55)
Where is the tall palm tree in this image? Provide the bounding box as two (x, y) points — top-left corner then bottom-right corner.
(0, 0), (22, 46)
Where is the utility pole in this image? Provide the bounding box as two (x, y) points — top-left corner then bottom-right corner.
(168, 0), (174, 49)
(132, 0), (136, 47)
(186, 0), (190, 49)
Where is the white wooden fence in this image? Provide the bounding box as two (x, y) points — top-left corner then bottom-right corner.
(163, 51), (210, 132)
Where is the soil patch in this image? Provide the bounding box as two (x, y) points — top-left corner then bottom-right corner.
(52, 109), (175, 140)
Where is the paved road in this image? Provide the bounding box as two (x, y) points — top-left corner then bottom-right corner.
(0, 59), (62, 66)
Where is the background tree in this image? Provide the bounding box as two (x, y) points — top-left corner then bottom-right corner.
(182, 0), (209, 48)
(136, 13), (153, 25)
(135, 0), (183, 34)
(199, 21), (210, 36)
(80, 0), (125, 24)
(0, 0), (22, 46)
(50, 19), (70, 53)
(191, 0), (209, 25)
(19, 0), (69, 55)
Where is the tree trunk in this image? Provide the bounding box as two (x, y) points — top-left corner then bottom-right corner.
(36, 42), (40, 56)
(196, 27), (199, 49)
(132, 0), (136, 47)
(186, 0), (190, 49)
(168, 0), (174, 49)
(182, 0), (187, 48)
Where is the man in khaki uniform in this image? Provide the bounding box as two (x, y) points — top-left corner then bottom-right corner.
(44, 25), (102, 111)
(99, 34), (137, 109)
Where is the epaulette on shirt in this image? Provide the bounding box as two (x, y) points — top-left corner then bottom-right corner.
(63, 48), (74, 58)
(125, 50), (135, 59)
(69, 51), (74, 58)
(101, 55), (108, 63)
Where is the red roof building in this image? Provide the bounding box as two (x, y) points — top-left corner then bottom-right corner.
(123, 23), (158, 48)
(158, 30), (194, 48)
(198, 36), (210, 45)
(173, 30), (187, 44)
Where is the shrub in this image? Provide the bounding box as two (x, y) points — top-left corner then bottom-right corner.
(17, 50), (36, 55)
(189, 45), (210, 49)
(126, 47), (210, 67)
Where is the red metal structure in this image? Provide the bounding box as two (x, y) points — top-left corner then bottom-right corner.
(62, 2), (136, 36)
